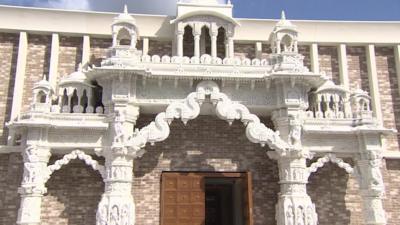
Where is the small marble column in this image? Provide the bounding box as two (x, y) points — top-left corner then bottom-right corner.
(255, 42), (262, 59)
(17, 145), (51, 225)
(211, 32), (218, 58)
(224, 39), (229, 58)
(142, 37), (149, 56)
(193, 30), (201, 58)
(228, 36), (234, 58)
(176, 32), (184, 57)
(269, 151), (318, 225)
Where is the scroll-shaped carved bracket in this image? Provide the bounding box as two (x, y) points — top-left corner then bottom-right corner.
(44, 150), (105, 183)
(127, 81), (292, 156)
(306, 154), (355, 179)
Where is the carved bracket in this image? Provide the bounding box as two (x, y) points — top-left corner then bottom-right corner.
(126, 81), (292, 157)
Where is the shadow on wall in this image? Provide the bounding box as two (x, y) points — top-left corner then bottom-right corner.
(133, 114), (280, 225)
(307, 161), (362, 225)
(1, 34), (19, 145)
(41, 157), (104, 225)
(378, 47), (400, 150)
(384, 159), (400, 225)
(0, 153), (23, 225)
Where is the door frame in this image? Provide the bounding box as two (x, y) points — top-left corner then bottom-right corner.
(160, 171), (254, 225)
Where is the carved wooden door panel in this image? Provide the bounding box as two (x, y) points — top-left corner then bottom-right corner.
(161, 172), (205, 225)
(242, 172), (254, 225)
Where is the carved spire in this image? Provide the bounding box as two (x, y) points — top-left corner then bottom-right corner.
(123, 4), (128, 14)
(281, 10), (286, 20)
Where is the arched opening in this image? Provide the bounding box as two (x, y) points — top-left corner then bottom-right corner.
(37, 91), (47, 103)
(200, 26), (211, 55)
(307, 161), (360, 225)
(281, 34), (293, 52)
(41, 155), (104, 225)
(70, 89), (79, 113)
(62, 89), (68, 106)
(183, 25), (194, 57)
(80, 89), (88, 113)
(116, 28), (131, 46)
(217, 27), (226, 58)
(91, 81), (104, 111)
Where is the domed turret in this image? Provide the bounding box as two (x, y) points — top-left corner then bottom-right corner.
(58, 64), (98, 113)
(111, 5), (139, 49)
(270, 11), (299, 54)
(32, 76), (53, 104)
(31, 75), (53, 112)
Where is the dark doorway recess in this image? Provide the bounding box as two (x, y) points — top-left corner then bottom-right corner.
(160, 172), (253, 225)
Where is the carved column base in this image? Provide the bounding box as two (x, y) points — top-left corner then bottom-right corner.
(17, 187), (46, 225)
(269, 151), (317, 225)
(276, 193), (317, 225)
(96, 151), (136, 225)
(361, 191), (386, 225)
(96, 194), (135, 225)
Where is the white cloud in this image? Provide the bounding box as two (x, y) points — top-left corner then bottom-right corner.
(3, 0), (221, 15)
(30, 0), (91, 10)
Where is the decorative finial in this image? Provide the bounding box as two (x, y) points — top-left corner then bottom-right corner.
(78, 63), (83, 72)
(42, 74), (47, 81)
(228, 0), (231, 4)
(124, 4), (128, 14)
(281, 10), (286, 20)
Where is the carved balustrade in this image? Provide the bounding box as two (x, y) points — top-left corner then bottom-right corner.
(306, 81), (373, 123)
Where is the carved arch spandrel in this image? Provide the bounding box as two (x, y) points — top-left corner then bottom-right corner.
(306, 154), (356, 180)
(44, 150), (105, 183)
(128, 81), (291, 156)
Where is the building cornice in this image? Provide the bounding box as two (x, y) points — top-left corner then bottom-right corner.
(0, 5), (399, 44)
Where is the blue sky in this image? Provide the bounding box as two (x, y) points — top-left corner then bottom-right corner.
(0, 0), (400, 21)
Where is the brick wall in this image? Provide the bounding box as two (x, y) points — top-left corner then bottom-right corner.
(90, 37), (112, 67)
(21, 34), (51, 113)
(0, 153), (23, 225)
(347, 46), (369, 92)
(375, 47), (400, 151)
(148, 40), (172, 56)
(308, 161), (363, 225)
(234, 43), (256, 59)
(41, 156), (104, 225)
(299, 45), (311, 71)
(383, 159), (400, 224)
(318, 46), (340, 84)
(58, 36), (83, 80)
(0, 33), (18, 144)
(261, 44), (272, 59)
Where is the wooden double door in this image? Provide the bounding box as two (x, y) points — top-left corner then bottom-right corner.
(161, 172), (253, 225)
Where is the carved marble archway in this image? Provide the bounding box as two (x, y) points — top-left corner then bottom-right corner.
(122, 81), (293, 158)
(43, 150), (105, 184)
